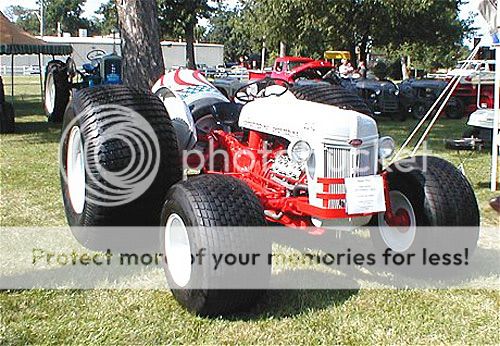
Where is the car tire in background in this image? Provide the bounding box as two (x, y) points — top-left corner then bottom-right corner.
(45, 60), (70, 123)
(161, 174), (270, 316)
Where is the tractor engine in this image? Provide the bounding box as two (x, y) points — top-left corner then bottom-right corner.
(239, 94), (382, 226)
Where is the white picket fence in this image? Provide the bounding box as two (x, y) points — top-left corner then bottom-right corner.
(0, 65), (41, 76)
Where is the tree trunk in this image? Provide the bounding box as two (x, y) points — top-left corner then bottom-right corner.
(401, 56), (409, 80)
(185, 20), (196, 70)
(116, 0), (165, 90)
(349, 43), (357, 66)
(359, 36), (368, 63)
(279, 42), (287, 57)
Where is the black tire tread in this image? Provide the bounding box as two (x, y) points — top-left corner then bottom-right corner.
(290, 83), (373, 116)
(62, 85), (182, 227)
(389, 156), (479, 226)
(163, 174), (267, 316)
(45, 60), (70, 123)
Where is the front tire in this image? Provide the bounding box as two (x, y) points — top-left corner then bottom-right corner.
(161, 174), (270, 316)
(411, 101), (428, 120)
(371, 156), (480, 253)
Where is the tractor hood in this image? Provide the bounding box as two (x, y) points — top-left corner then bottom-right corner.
(239, 93), (378, 144)
(356, 79), (398, 91)
(292, 60), (332, 74)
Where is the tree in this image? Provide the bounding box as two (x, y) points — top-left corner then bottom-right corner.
(216, 0), (472, 71)
(4, 5), (40, 35)
(92, 0), (118, 36)
(116, 0), (165, 89)
(6, 1), (93, 37)
(43, 0), (90, 36)
(205, 5), (261, 62)
(157, 0), (214, 69)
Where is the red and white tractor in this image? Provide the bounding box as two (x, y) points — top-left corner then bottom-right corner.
(60, 69), (479, 316)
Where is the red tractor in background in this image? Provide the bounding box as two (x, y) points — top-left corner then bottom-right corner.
(249, 56), (334, 83)
(445, 44), (496, 118)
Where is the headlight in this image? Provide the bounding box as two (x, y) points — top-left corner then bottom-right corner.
(375, 90), (381, 95)
(378, 136), (395, 159)
(307, 153), (316, 179)
(289, 140), (312, 163)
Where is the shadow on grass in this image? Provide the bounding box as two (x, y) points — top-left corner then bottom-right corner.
(8, 121), (61, 144)
(10, 97), (44, 118)
(227, 287), (358, 321)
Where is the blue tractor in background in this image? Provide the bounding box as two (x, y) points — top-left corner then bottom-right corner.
(44, 47), (123, 122)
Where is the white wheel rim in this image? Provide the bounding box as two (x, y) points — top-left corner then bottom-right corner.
(66, 126), (86, 214)
(165, 213), (192, 287)
(45, 74), (55, 114)
(377, 190), (417, 252)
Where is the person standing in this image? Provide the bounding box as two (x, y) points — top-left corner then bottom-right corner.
(358, 61), (367, 79)
(339, 59), (349, 76)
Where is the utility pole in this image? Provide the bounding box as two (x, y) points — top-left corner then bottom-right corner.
(261, 36), (266, 71)
(40, 0), (44, 38)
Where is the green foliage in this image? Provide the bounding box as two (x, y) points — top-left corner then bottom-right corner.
(208, 0), (473, 70)
(92, 0), (118, 36)
(43, 0), (90, 36)
(157, 0), (215, 68)
(4, 5), (41, 35)
(5, 1), (93, 37)
(205, 5), (262, 61)
(157, 0), (213, 40)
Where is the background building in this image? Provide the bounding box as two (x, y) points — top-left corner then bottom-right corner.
(0, 35), (224, 75)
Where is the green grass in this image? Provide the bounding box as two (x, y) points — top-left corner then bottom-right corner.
(0, 78), (499, 344)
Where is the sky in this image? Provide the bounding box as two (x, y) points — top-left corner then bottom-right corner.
(2, 0), (491, 45)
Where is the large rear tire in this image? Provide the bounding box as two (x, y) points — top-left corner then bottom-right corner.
(290, 83), (373, 116)
(45, 60), (70, 123)
(60, 85), (182, 248)
(161, 174), (270, 316)
(371, 156), (479, 253)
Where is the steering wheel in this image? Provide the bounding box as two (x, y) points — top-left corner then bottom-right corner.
(235, 77), (291, 103)
(87, 49), (106, 61)
(322, 69), (342, 84)
(65, 57), (85, 83)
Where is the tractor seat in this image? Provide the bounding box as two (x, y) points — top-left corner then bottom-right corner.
(211, 102), (243, 126)
(192, 101), (243, 126)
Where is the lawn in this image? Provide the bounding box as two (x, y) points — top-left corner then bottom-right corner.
(0, 77), (499, 344)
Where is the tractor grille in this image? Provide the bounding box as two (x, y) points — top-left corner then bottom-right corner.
(323, 144), (376, 208)
(380, 92), (399, 112)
